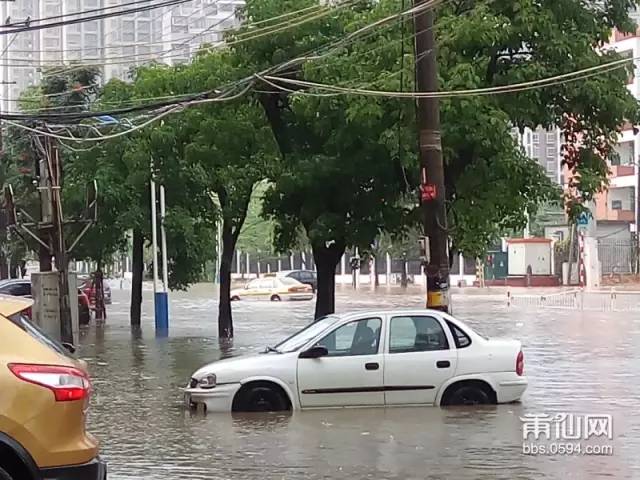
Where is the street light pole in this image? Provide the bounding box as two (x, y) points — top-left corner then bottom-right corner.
(151, 178), (169, 332)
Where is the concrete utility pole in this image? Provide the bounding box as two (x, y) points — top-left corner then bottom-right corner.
(47, 137), (73, 343)
(413, 0), (450, 312)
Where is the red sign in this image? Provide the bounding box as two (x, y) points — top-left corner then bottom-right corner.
(420, 184), (437, 201)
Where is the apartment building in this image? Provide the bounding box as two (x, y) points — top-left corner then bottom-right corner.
(518, 126), (563, 185)
(0, 0), (243, 112)
(593, 26), (640, 240)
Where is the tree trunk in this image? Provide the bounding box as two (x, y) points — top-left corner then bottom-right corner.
(401, 255), (408, 288)
(94, 262), (106, 321)
(0, 258), (7, 280)
(218, 221), (235, 339)
(130, 230), (144, 327)
(312, 241), (345, 320)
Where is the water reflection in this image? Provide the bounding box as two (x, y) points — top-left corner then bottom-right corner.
(80, 286), (640, 480)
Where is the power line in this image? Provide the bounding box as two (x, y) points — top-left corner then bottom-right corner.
(3, 2), (348, 80)
(3, 82), (253, 141)
(1, 0), (168, 27)
(2, 4), (338, 70)
(262, 56), (633, 98)
(0, 0), (192, 36)
(3, 0), (440, 122)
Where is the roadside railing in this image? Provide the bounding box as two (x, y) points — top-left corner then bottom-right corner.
(507, 289), (640, 312)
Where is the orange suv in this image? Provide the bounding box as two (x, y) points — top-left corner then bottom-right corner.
(0, 295), (106, 480)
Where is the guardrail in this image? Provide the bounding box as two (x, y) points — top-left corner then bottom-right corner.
(507, 289), (640, 312)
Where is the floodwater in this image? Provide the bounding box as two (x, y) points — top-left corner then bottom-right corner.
(79, 284), (640, 480)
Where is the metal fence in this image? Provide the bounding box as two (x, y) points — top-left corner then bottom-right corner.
(598, 239), (638, 275)
(508, 289), (640, 312)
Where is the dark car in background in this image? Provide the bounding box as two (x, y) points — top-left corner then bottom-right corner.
(275, 270), (318, 292)
(0, 279), (92, 325)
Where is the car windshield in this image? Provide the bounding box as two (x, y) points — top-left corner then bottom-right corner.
(7, 312), (74, 358)
(274, 315), (341, 353)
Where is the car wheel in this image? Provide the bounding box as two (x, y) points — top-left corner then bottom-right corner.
(446, 385), (491, 406)
(236, 384), (288, 412)
(270, 295), (281, 302)
(230, 296), (240, 301)
(0, 466), (14, 480)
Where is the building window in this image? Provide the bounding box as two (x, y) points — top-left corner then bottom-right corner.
(532, 133), (540, 144)
(612, 200), (623, 210)
(533, 145), (540, 157)
(546, 146), (556, 158)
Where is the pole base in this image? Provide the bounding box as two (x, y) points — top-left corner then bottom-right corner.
(155, 292), (169, 332)
(426, 274), (450, 313)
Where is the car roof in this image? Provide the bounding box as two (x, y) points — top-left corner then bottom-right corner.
(0, 278), (28, 286)
(0, 294), (33, 317)
(335, 309), (454, 320)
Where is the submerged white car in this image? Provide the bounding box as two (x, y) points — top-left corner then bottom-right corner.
(184, 310), (527, 412)
(230, 277), (314, 302)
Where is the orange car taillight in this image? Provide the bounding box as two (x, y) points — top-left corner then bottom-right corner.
(8, 364), (91, 402)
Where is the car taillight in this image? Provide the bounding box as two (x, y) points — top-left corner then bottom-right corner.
(516, 351), (524, 376)
(8, 364), (91, 402)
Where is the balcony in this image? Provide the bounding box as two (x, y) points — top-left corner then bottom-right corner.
(611, 165), (636, 177)
(596, 209), (636, 222)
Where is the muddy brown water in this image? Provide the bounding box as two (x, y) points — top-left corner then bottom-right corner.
(79, 285), (640, 479)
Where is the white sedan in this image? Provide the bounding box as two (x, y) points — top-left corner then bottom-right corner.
(230, 277), (314, 302)
(184, 309), (527, 412)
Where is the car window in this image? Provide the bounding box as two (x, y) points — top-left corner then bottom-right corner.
(301, 271), (315, 281)
(287, 272), (301, 280)
(276, 315), (341, 352)
(7, 313), (74, 359)
(279, 277), (300, 286)
(389, 316), (449, 353)
(258, 279), (275, 289)
(446, 320), (472, 348)
(1, 283), (31, 297)
(316, 318), (382, 357)
(247, 279), (261, 289)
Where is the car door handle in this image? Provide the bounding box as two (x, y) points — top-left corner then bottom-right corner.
(365, 362), (379, 371)
(436, 360), (450, 369)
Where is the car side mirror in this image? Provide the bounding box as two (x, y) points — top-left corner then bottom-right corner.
(62, 342), (76, 354)
(299, 345), (328, 359)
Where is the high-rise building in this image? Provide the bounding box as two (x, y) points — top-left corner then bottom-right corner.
(0, 0), (243, 115)
(517, 126), (563, 184)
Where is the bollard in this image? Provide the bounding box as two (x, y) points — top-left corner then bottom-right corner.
(507, 290), (511, 307)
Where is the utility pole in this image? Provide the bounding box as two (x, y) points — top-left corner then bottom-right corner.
(48, 136), (73, 343)
(36, 135), (53, 272)
(413, 1), (450, 312)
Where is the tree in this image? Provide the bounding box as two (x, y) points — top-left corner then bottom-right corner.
(239, 0), (639, 320)
(437, 0), (640, 230)
(172, 52), (279, 339)
(236, 0), (415, 318)
(235, 182), (277, 257)
(88, 73), (220, 325)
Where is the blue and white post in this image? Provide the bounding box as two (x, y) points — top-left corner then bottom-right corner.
(151, 180), (169, 332)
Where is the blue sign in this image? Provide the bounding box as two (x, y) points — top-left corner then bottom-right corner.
(577, 212), (589, 226)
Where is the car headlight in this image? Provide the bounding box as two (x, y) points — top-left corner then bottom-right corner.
(197, 374), (217, 389)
